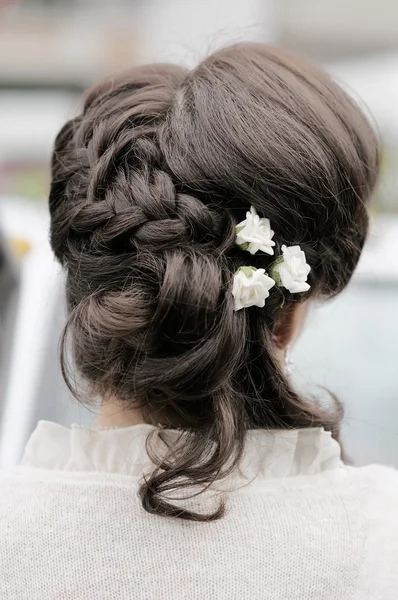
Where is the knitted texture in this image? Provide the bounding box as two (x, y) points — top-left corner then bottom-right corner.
(0, 426), (398, 599)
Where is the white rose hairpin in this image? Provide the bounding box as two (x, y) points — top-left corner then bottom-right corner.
(232, 267), (275, 311)
(270, 245), (311, 294)
(235, 206), (275, 255)
(233, 206), (311, 311)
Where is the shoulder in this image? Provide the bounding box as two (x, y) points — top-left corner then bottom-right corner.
(347, 462), (398, 500)
(0, 467), (59, 513)
(345, 464), (398, 595)
(343, 463), (398, 521)
(347, 464), (398, 596)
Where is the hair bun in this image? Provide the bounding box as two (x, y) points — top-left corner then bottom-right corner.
(50, 45), (380, 522)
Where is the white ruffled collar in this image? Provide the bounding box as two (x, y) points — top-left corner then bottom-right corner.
(20, 421), (343, 481)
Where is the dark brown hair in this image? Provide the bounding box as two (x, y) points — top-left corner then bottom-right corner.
(49, 43), (380, 521)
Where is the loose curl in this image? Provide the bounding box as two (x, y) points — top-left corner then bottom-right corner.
(49, 44), (380, 521)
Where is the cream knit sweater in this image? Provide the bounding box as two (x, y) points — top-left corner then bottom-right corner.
(0, 421), (398, 599)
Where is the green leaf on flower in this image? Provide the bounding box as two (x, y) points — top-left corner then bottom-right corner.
(239, 266), (257, 278)
(238, 242), (250, 251)
(269, 256), (283, 286)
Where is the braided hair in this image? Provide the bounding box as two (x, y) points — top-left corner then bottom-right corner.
(49, 44), (380, 521)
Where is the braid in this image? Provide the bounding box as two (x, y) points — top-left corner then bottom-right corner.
(50, 78), (234, 264)
(49, 45), (380, 521)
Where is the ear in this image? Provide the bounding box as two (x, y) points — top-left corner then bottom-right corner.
(273, 302), (310, 349)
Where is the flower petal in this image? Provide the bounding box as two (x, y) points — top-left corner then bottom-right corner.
(235, 206), (275, 255)
(232, 266), (275, 310)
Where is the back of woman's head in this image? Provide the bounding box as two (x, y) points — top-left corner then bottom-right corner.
(49, 43), (380, 521)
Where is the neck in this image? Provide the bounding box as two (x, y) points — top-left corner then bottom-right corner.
(95, 401), (146, 429)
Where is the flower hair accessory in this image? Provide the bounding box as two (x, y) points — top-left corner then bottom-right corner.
(235, 206), (275, 255)
(232, 207), (311, 309)
(270, 245), (311, 293)
(232, 266), (275, 311)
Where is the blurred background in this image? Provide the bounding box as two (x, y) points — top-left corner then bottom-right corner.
(0, 0), (397, 468)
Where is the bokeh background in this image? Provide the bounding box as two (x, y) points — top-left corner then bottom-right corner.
(0, 0), (397, 468)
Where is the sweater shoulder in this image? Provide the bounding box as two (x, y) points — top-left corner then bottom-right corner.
(344, 463), (398, 548)
(345, 464), (398, 596)
(346, 462), (398, 497)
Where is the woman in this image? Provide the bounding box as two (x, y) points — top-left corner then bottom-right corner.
(1, 43), (397, 599)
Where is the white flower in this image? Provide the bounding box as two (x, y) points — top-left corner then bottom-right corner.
(236, 206), (275, 255)
(272, 245), (311, 293)
(232, 266), (275, 311)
